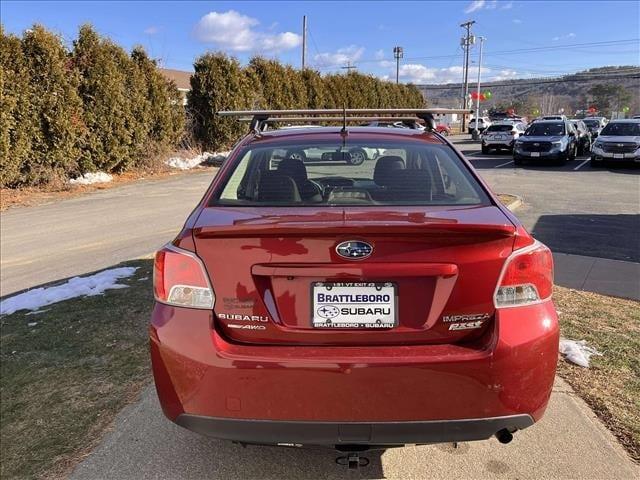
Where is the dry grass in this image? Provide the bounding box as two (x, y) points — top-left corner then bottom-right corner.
(0, 261), (154, 479)
(497, 193), (520, 209)
(554, 285), (640, 462)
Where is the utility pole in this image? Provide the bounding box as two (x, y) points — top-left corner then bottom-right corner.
(393, 46), (403, 84)
(302, 15), (307, 69)
(473, 36), (485, 140)
(341, 61), (357, 73)
(460, 20), (475, 132)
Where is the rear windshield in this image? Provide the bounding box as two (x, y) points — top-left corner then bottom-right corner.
(525, 123), (565, 136)
(599, 122), (640, 136)
(583, 120), (600, 127)
(212, 140), (489, 207)
(486, 125), (513, 132)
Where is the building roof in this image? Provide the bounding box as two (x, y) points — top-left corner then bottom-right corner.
(158, 68), (192, 91)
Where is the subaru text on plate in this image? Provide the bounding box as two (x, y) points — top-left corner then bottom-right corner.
(150, 109), (559, 462)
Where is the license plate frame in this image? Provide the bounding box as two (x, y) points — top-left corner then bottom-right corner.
(311, 282), (397, 329)
(613, 153), (624, 159)
(530, 152), (540, 157)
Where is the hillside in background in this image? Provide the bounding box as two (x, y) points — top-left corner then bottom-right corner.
(418, 66), (640, 116)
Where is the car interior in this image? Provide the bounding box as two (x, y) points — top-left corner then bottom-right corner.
(215, 143), (487, 206)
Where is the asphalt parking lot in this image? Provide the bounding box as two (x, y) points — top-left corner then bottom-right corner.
(450, 136), (640, 262)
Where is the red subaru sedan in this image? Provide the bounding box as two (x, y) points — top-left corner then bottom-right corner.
(150, 110), (558, 454)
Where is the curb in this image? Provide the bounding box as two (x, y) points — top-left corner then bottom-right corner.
(501, 194), (523, 211)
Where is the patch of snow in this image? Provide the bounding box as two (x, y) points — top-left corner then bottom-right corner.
(165, 151), (229, 170)
(137, 276), (149, 281)
(0, 267), (137, 316)
(69, 172), (113, 185)
(27, 322), (38, 327)
(559, 338), (602, 368)
(25, 309), (50, 316)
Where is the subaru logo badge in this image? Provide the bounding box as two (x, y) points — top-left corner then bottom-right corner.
(617, 143), (624, 147)
(336, 241), (373, 260)
(533, 143), (539, 146)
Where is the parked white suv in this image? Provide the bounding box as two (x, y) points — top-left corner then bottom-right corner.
(468, 117), (492, 134)
(590, 119), (640, 167)
(481, 122), (527, 153)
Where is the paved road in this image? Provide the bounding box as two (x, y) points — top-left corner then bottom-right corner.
(70, 379), (638, 480)
(1, 171), (215, 296)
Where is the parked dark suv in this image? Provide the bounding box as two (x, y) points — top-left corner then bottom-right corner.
(513, 119), (578, 165)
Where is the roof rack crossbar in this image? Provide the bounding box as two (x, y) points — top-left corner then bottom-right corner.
(217, 108), (472, 133)
(218, 108), (472, 117)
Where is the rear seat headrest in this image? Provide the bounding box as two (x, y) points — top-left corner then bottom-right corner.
(257, 172), (301, 202)
(373, 156), (405, 186)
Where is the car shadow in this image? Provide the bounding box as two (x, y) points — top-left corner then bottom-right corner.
(530, 213), (640, 262)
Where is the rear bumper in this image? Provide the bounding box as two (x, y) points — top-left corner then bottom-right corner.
(150, 300), (558, 445)
(175, 414), (534, 446)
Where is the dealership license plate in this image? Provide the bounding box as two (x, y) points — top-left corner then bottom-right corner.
(312, 282), (396, 328)
(613, 153), (624, 159)
(530, 152), (540, 157)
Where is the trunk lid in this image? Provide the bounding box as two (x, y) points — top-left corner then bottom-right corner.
(193, 205), (515, 346)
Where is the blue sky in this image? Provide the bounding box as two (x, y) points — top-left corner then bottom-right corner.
(2, 0), (639, 83)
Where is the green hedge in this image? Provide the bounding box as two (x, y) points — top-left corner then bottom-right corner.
(188, 52), (425, 150)
(0, 25), (184, 187)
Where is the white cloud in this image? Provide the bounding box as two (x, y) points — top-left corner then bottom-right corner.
(552, 32), (576, 41)
(144, 26), (159, 35)
(399, 64), (437, 83)
(374, 49), (385, 60)
(512, 18), (522, 24)
(314, 45), (364, 67)
(465, 0), (514, 13)
(398, 63), (516, 84)
(194, 10), (302, 52)
(465, 0), (486, 13)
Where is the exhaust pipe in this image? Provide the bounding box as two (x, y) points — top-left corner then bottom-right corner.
(495, 428), (514, 444)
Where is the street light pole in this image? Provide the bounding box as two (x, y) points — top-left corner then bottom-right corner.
(302, 15), (307, 69)
(393, 46), (403, 84)
(460, 20), (475, 132)
(473, 36), (485, 140)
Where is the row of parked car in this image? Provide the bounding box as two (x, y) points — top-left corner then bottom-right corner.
(473, 115), (639, 166)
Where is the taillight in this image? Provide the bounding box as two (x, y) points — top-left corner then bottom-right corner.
(153, 245), (214, 309)
(494, 240), (553, 308)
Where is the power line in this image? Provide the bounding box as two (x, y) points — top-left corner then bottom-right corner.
(328, 38), (639, 68)
(418, 72), (640, 90)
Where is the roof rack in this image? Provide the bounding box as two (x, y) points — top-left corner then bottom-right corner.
(217, 108), (472, 134)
